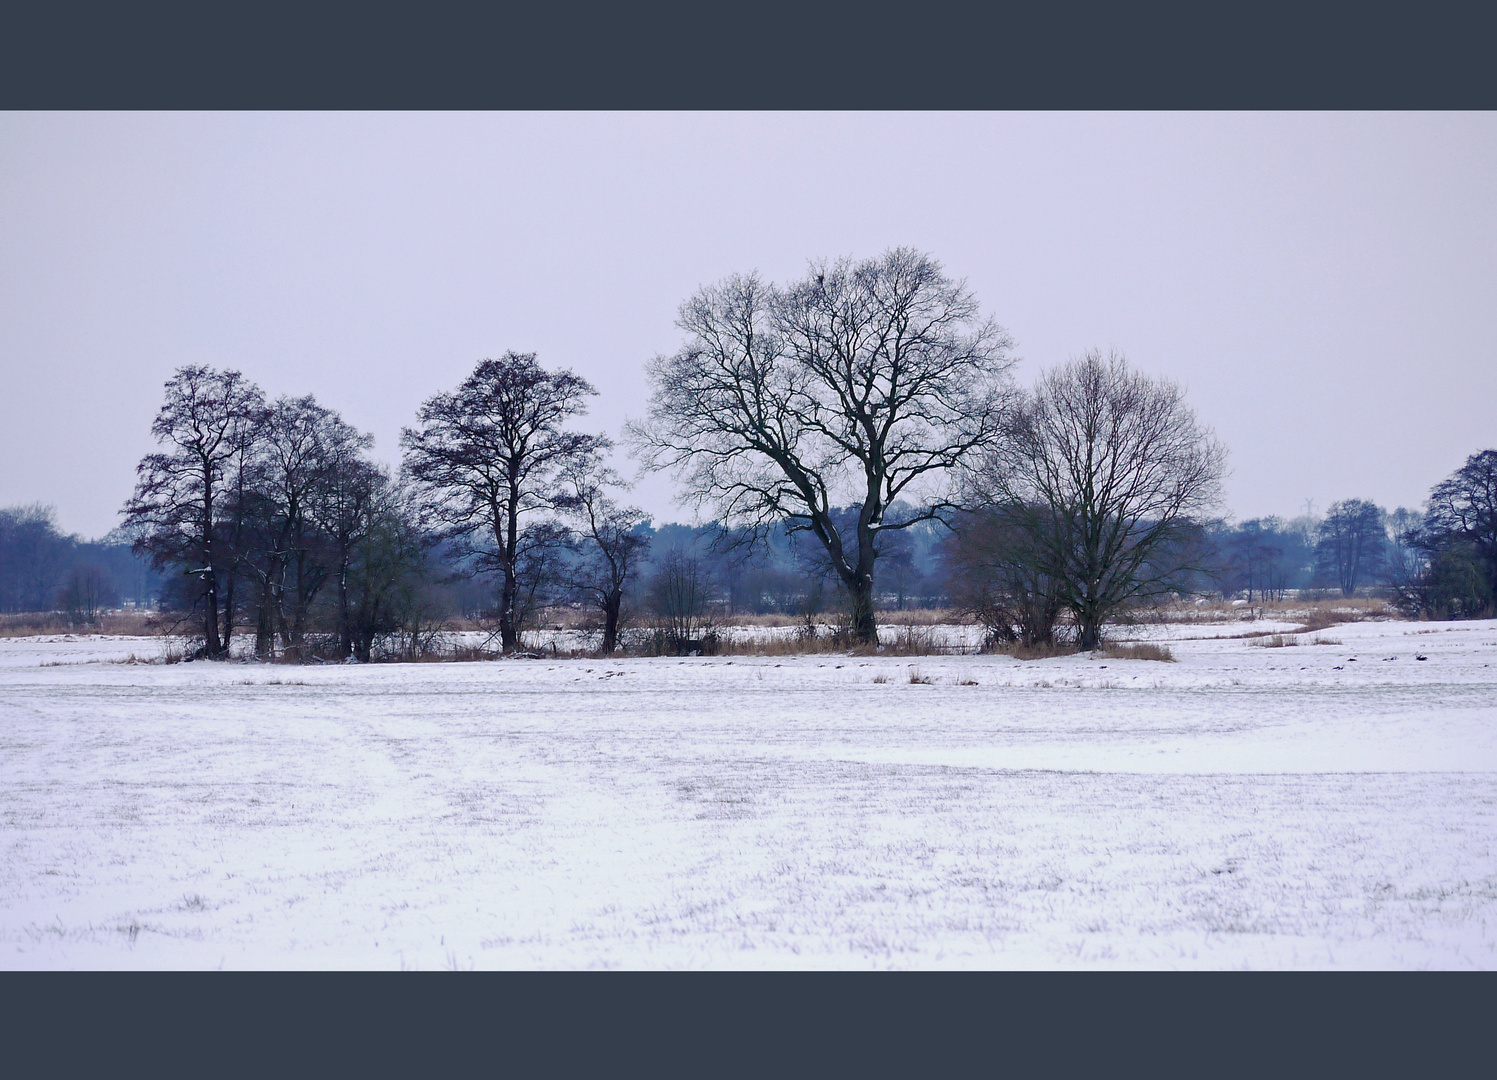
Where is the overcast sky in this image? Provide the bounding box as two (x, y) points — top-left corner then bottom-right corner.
(2, 112), (1494, 539)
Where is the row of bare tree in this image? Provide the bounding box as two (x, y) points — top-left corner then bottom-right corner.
(125, 247), (1247, 657)
(121, 368), (431, 660)
(118, 358), (654, 658)
(631, 249), (1227, 650)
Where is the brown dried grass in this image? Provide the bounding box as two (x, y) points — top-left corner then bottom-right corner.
(1102, 641), (1176, 662)
(1142, 596), (1392, 626)
(989, 640), (1080, 661)
(0, 610), (167, 638)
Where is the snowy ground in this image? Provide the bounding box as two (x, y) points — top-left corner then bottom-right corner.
(2, 618), (1495, 969)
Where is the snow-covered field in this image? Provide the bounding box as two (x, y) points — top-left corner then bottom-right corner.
(2, 618), (1495, 969)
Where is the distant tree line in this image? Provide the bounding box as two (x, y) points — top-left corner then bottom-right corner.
(1205, 502), (1412, 603)
(1199, 458), (1496, 621)
(0, 504), (159, 621)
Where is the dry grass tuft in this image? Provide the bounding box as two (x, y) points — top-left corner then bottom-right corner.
(990, 640), (1079, 661)
(1103, 642), (1176, 662)
(712, 635), (833, 658)
(701, 621), (962, 658)
(907, 666), (934, 684)
(1293, 609), (1361, 633)
(871, 672), (891, 684)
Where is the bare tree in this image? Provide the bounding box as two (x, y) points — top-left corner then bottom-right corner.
(1314, 499), (1387, 598)
(121, 366), (268, 657)
(647, 548), (711, 652)
(307, 420), (385, 658)
(343, 472), (430, 663)
(970, 350), (1226, 651)
(402, 352), (605, 651)
(630, 248), (1016, 644)
(57, 563), (119, 626)
(243, 396), (375, 659)
(557, 457), (651, 654)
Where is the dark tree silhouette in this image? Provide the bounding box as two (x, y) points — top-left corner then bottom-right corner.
(1396, 449), (1497, 618)
(0, 505), (74, 613)
(1214, 518), (1304, 602)
(630, 248), (1016, 645)
(647, 548), (711, 652)
(342, 474), (430, 662)
(1314, 499), (1387, 598)
(942, 504), (1063, 648)
(121, 366), (268, 657)
(308, 423), (385, 659)
(969, 351), (1226, 651)
(1424, 449), (1497, 604)
(56, 563), (119, 625)
(244, 395), (374, 658)
(402, 352), (604, 651)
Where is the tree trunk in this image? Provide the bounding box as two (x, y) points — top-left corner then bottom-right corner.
(849, 575), (876, 645)
(202, 575), (223, 658)
(220, 570), (236, 658)
(255, 577), (275, 658)
(1077, 614), (1102, 652)
(338, 555), (353, 659)
(601, 593), (620, 654)
(499, 565), (519, 651)
(499, 495), (520, 652)
(200, 474), (224, 658)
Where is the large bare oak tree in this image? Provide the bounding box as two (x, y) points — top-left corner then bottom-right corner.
(629, 248), (1016, 644)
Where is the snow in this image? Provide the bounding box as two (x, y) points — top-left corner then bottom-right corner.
(2, 618), (1495, 969)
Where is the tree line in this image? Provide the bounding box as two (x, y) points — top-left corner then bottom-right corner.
(0, 505), (159, 622)
(1184, 470), (1494, 623)
(12, 246), (1489, 655)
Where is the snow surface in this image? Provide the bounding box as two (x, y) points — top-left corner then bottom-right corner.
(2, 619), (1495, 969)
